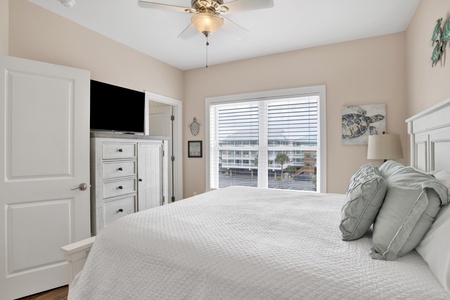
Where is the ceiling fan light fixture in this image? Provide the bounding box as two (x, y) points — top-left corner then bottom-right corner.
(191, 12), (224, 36)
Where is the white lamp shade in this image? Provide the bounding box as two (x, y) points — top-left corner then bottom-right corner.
(192, 13), (224, 35)
(367, 133), (403, 160)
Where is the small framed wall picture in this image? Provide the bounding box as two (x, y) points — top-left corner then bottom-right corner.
(188, 141), (202, 158)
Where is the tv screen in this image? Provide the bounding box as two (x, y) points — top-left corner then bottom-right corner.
(90, 80), (145, 134)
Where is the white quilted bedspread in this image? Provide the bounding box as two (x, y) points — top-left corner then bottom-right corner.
(69, 187), (449, 300)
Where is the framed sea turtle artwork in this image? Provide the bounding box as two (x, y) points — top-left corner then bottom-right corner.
(342, 104), (386, 145)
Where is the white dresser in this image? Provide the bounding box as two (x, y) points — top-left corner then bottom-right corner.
(90, 132), (168, 235)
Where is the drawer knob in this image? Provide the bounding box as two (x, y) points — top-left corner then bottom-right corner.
(118, 209), (123, 213)
(118, 186), (123, 190)
(118, 167), (123, 171)
(118, 149), (123, 152)
(138, 178), (143, 182)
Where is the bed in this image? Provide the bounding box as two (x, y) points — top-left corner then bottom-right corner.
(64, 98), (450, 299)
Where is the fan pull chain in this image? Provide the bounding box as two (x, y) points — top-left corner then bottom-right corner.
(205, 35), (209, 68)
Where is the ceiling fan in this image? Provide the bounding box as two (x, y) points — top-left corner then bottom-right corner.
(138, 0), (274, 39)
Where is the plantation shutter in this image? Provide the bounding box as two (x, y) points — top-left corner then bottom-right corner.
(217, 103), (259, 146)
(210, 102), (259, 189)
(209, 95), (320, 191)
(267, 98), (318, 146)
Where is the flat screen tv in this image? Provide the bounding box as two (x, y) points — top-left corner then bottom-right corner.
(90, 80), (145, 134)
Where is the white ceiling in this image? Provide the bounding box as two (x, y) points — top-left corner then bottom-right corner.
(29, 0), (420, 71)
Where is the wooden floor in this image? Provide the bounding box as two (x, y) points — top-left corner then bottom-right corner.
(17, 286), (68, 300)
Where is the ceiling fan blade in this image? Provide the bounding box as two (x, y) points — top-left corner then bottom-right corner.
(177, 23), (199, 39)
(220, 0), (274, 14)
(138, 0), (194, 13)
(222, 17), (249, 40)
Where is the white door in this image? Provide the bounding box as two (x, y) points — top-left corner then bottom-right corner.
(148, 105), (172, 137)
(137, 142), (164, 210)
(0, 56), (90, 299)
(148, 105), (174, 202)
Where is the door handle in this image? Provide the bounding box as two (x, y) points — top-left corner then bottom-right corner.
(71, 183), (88, 191)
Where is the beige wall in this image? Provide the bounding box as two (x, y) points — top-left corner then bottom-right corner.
(406, 0), (450, 117)
(7, 0), (419, 197)
(0, 0), (8, 55)
(184, 33), (408, 196)
(8, 0), (183, 101)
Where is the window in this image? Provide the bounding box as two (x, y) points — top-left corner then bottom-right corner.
(206, 86), (326, 192)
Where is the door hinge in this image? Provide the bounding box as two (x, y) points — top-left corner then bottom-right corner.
(170, 115), (175, 121)
(162, 196), (165, 205)
(171, 196), (175, 203)
(171, 156), (175, 162)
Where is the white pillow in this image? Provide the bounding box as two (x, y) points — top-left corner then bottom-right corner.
(416, 169), (450, 294)
(432, 170), (450, 178)
(433, 170), (450, 193)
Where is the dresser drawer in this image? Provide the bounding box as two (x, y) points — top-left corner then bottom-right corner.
(102, 161), (136, 179)
(102, 142), (136, 159)
(103, 178), (135, 198)
(104, 195), (136, 226)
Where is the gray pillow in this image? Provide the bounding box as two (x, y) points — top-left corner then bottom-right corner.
(340, 163), (387, 241)
(370, 163), (449, 261)
(379, 159), (404, 179)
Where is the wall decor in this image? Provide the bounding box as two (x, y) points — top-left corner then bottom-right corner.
(189, 117), (200, 136)
(431, 17), (450, 67)
(342, 104), (386, 145)
(188, 140), (202, 158)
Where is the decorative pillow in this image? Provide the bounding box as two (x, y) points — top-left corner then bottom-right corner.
(379, 160), (404, 179)
(370, 163), (449, 261)
(340, 163), (387, 241)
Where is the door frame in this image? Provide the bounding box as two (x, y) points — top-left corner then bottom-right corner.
(144, 91), (183, 202)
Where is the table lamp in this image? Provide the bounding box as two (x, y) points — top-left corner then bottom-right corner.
(367, 133), (403, 162)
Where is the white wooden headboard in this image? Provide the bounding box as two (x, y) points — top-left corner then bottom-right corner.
(406, 98), (450, 173)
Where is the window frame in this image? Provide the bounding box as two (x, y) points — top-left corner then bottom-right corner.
(205, 85), (327, 193)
